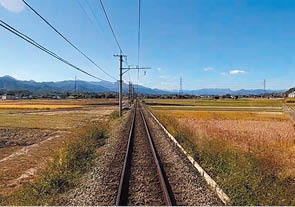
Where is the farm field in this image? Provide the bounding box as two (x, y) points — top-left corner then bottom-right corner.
(145, 98), (283, 107)
(149, 98), (295, 205)
(0, 98), (116, 196)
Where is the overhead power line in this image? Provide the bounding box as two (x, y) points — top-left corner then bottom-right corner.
(0, 19), (106, 81)
(22, 0), (117, 81)
(137, 0), (142, 93)
(138, 0), (142, 66)
(76, 0), (101, 34)
(99, 0), (123, 54)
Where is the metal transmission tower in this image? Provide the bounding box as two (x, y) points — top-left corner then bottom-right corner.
(264, 79), (266, 93)
(179, 77), (183, 95)
(114, 54), (150, 117)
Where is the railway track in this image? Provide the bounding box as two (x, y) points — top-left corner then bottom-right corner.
(116, 102), (173, 206)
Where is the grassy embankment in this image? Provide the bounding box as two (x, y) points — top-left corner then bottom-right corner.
(0, 110), (120, 205)
(150, 99), (295, 205)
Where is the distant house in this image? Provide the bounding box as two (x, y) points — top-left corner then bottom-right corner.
(67, 95), (75, 99)
(288, 91), (295, 98)
(2, 94), (16, 100)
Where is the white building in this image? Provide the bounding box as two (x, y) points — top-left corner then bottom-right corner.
(288, 91), (295, 98)
(1, 94), (15, 100)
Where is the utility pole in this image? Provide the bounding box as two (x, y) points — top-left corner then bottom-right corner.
(114, 54), (126, 117)
(131, 85), (135, 103)
(129, 81), (132, 103)
(114, 54), (151, 117)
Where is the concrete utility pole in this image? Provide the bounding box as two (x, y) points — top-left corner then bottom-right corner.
(114, 54), (151, 117)
(114, 54), (126, 117)
(129, 82), (133, 103)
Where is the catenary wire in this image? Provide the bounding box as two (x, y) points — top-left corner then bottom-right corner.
(99, 0), (123, 54)
(0, 20), (107, 82)
(137, 0), (141, 93)
(22, 0), (117, 81)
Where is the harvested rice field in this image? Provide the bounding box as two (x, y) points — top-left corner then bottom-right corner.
(0, 99), (116, 196)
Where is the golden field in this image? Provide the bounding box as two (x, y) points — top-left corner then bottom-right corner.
(149, 98), (295, 205)
(145, 98), (283, 107)
(0, 104), (83, 110)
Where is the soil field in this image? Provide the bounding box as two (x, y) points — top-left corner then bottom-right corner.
(0, 99), (116, 196)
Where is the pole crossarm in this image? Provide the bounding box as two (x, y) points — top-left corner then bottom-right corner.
(122, 66), (151, 75)
(114, 54), (151, 117)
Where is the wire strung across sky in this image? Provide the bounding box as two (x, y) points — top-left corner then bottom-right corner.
(137, 0), (142, 93)
(0, 19), (107, 82)
(76, 0), (102, 35)
(99, 0), (123, 54)
(138, 2), (142, 60)
(22, 0), (117, 81)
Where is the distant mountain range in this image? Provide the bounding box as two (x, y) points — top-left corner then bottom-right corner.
(0, 75), (169, 94)
(182, 88), (286, 96)
(0, 75), (286, 95)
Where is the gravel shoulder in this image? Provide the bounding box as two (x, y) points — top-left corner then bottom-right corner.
(142, 106), (223, 206)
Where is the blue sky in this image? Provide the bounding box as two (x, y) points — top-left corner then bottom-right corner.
(0, 0), (294, 90)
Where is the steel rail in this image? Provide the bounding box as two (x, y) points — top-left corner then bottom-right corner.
(116, 104), (136, 206)
(139, 106), (172, 206)
(116, 102), (172, 206)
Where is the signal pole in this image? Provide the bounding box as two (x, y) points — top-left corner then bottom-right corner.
(114, 54), (151, 117)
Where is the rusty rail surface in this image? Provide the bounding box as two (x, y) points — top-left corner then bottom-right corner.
(115, 103), (172, 206)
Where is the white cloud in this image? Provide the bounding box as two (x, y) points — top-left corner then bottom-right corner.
(0, 0), (25, 12)
(229, 70), (246, 75)
(203, 67), (214, 72)
(157, 67), (162, 71)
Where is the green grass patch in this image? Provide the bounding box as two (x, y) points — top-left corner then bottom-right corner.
(1, 123), (109, 206)
(154, 110), (295, 205)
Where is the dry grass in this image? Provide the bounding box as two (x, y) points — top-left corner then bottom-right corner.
(0, 106), (115, 129)
(0, 99), (116, 197)
(146, 98), (283, 107)
(154, 110), (288, 121)
(0, 98), (117, 106)
(1, 123), (109, 205)
(151, 105), (283, 113)
(152, 106), (295, 205)
(0, 104), (83, 110)
(155, 109), (295, 177)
